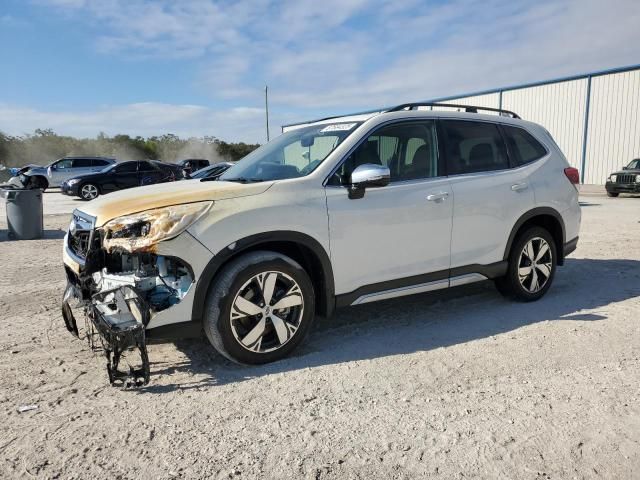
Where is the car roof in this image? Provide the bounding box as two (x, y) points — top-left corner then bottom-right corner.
(293, 109), (542, 136)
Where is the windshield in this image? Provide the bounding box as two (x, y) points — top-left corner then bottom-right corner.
(220, 122), (361, 182)
(191, 165), (222, 179)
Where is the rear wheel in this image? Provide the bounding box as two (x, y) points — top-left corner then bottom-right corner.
(203, 251), (315, 364)
(80, 183), (100, 200)
(495, 226), (557, 301)
(607, 191), (619, 197)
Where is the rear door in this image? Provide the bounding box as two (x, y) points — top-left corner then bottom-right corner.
(138, 161), (162, 185)
(442, 119), (535, 271)
(70, 158), (94, 178)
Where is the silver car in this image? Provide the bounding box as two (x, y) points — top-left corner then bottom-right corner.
(22, 157), (116, 189)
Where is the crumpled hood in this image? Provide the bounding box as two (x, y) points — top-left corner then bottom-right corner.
(23, 166), (47, 176)
(79, 179), (274, 226)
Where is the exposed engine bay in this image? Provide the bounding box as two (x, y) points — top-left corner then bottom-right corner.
(62, 231), (195, 388)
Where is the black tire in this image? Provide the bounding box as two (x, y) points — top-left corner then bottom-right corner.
(79, 183), (100, 201)
(607, 192), (619, 197)
(495, 226), (557, 302)
(203, 251), (315, 364)
(28, 176), (48, 191)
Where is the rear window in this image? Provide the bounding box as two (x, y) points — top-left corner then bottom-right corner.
(442, 120), (509, 175)
(502, 125), (547, 166)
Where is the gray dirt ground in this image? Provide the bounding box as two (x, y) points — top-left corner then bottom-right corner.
(0, 190), (638, 479)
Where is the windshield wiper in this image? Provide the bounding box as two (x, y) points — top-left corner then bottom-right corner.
(218, 177), (263, 183)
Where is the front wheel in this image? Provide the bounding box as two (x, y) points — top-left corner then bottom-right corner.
(28, 176), (48, 191)
(495, 226), (557, 302)
(80, 183), (100, 200)
(607, 191), (619, 197)
(203, 251), (315, 364)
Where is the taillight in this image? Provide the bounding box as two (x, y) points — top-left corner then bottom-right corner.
(564, 167), (579, 185)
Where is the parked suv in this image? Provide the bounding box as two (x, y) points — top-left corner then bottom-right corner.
(61, 104), (580, 385)
(605, 159), (640, 197)
(22, 157), (116, 189)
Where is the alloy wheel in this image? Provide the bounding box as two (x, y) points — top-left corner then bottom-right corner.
(230, 271), (304, 353)
(81, 184), (98, 200)
(518, 237), (553, 293)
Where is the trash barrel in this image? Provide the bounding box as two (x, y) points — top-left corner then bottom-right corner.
(1, 188), (44, 240)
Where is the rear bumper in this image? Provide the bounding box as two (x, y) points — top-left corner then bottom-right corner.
(605, 182), (640, 194)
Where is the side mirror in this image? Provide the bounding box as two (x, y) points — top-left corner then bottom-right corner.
(348, 163), (390, 199)
(622, 166), (628, 170)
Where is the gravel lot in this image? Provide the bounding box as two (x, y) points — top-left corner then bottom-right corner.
(0, 190), (639, 479)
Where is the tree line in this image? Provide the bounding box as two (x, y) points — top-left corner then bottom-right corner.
(0, 129), (261, 168)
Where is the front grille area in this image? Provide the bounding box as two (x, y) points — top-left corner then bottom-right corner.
(616, 174), (636, 184)
(69, 230), (91, 259)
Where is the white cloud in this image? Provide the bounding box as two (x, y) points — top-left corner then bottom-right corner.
(18, 0), (640, 138)
(0, 102), (271, 143)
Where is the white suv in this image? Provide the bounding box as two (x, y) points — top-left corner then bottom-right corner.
(61, 104), (581, 385)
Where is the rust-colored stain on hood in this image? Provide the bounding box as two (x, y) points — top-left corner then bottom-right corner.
(80, 179), (274, 226)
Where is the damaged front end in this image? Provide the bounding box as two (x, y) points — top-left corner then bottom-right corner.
(61, 203), (211, 388)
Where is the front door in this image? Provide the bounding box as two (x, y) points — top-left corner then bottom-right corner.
(49, 158), (73, 186)
(325, 120), (453, 299)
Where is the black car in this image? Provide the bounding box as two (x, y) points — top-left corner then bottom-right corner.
(605, 159), (640, 197)
(188, 162), (234, 180)
(61, 160), (183, 200)
(177, 158), (210, 176)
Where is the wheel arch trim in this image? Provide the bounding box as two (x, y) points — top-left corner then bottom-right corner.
(504, 207), (566, 264)
(192, 231), (335, 322)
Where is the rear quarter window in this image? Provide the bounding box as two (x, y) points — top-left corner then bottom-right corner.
(502, 125), (547, 166)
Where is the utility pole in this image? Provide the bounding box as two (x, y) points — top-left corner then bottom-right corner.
(265, 85), (270, 142)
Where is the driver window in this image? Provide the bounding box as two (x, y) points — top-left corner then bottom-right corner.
(56, 159), (73, 169)
(328, 121), (439, 185)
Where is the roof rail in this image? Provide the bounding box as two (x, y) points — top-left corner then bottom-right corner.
(387, 102), (521, 119)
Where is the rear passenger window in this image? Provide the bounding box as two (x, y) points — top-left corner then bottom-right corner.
(502, 125), (547, 166)
(138, 161), (154, 171)
(442, 121), (508, 174)
(72, 158), (93, 168)
(92, 159), (110, 167)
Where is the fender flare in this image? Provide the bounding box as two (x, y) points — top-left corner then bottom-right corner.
(504, 207), (566, 263)
(191, 231), (335, 322)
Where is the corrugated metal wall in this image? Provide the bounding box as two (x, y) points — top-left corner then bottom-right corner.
(584, 69), (640, 184)
(437, 93), (500, 109)
(501, 80), (588, 170)
(283, 66), (640, 184)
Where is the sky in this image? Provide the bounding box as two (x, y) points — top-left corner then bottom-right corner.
(0, 0), (639, 143)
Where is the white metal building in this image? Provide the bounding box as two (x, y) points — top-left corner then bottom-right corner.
(282, 65), (640, 185)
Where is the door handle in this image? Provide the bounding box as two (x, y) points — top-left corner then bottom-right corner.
(511, 182), (528, 192)
(427, 192), (449, 202)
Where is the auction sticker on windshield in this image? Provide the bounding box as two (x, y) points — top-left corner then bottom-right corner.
(320, 123), (357, 133)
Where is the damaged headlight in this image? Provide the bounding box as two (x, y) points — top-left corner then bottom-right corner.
(102, 201), (212, 253)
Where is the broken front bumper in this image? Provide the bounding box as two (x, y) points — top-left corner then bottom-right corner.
(62, 283), (151, 388)
(61, 210), (213, 387)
